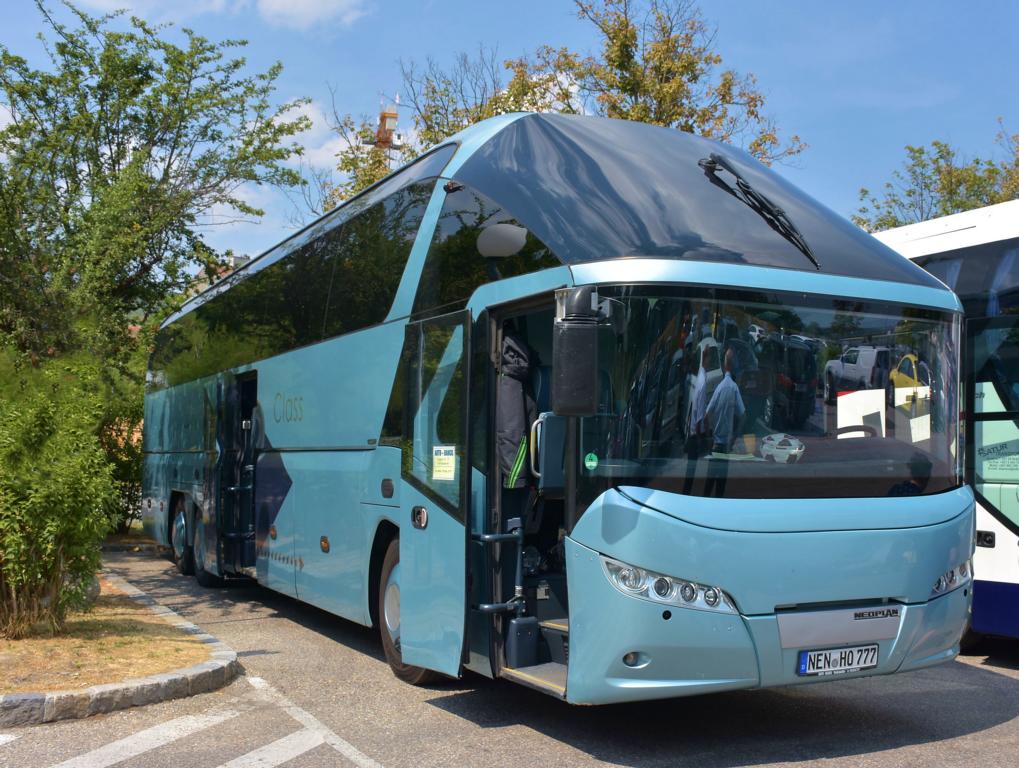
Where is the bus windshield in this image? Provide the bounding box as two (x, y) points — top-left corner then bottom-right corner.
(577, 285), (961, 501)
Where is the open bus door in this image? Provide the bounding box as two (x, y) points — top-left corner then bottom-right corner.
(398, 310), (471, 677)
(216, 372), (258, 576)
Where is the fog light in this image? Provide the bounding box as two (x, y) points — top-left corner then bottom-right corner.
(947, 569), (957, 586)
(680, 583), (697, 603)
(933, 576), (944, 593)
(623, 652), (639, 667)
(653, 577), (672, 598)
(959, 561), (969, 578)
(703, 587), (720, 607)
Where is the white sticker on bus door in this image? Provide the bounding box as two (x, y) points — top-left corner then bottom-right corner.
(432, 446), (456, 482)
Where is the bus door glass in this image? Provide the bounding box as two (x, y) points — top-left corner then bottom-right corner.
(969, 314), (1019, 531)
(400, 309), (471, 676)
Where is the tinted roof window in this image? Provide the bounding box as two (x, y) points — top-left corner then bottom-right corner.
(454, 114), (941, 287)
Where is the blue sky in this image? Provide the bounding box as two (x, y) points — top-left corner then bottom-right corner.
(4, 0), (1017, 259)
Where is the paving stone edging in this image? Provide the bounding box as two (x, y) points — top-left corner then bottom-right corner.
(0, 572), (240, 728)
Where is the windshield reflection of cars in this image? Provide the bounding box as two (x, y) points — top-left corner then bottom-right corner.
(577, 286), (960, 501)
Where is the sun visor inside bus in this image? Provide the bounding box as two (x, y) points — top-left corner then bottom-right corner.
(452, 113), (944, 288)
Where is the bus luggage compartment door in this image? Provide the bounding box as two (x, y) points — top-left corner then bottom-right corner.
(398, 311), (471, 677)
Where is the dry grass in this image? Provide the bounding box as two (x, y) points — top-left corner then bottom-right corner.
(0, 578), (210, 694)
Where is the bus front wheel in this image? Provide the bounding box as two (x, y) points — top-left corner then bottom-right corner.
(170, 498), (195, 576)
(378, 537), (439, 686)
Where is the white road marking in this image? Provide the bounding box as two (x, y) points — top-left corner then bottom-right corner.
(0, 733), (19, 747)
(215, 728), (324, 768)
(247, 677), (382, 768)
(51, 709), (240, 768)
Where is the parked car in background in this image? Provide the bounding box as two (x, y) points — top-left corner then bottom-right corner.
(824, 345), (890, 403)
(759, 334), (817, 427)
(887, 352), (932, 410)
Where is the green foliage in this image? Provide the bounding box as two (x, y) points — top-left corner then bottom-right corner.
(328, 0), (803, 206)
(854, 141), (1005, 232)
(0, 2), (312, 620)
(0, 2), (311, 355)
(0, 356), (116, 638)
(323, 114), (401, 208)
(854, 125), (1019, 232)
(505, 0), (804, 164)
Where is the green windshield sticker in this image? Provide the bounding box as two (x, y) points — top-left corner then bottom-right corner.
(584, 452), (599, 471)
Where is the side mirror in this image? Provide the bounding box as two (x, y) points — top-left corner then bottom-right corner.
(552, 286), (600, 416)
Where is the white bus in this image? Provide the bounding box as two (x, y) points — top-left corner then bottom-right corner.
(875, 200), (1019, 642)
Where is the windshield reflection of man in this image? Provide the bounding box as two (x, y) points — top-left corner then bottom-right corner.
(683, 346), (712, 494)
(706, 348), (746, 454)
(704, 348), (746, 497)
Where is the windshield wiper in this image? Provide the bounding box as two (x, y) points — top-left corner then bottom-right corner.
(698, 153), (820, 271)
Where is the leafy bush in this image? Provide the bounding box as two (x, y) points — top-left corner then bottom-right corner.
(0, 360), (116, 638)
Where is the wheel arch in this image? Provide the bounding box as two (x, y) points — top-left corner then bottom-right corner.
(368, 519), (400, 630)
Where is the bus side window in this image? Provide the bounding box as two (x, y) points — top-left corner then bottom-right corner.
(411, 183), (561, 321)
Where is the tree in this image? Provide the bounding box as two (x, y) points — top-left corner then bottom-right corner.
(0, 1), (311, 632)
(0, 2), (311, 358)
(854, 122), (1019, 232)
(853, 141), (1004, 232)
(324, 0), (803, 206)
(505, 0), (804, 164)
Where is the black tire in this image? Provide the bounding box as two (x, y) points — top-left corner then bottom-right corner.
(378, 538), (439, 686)
(170, 497), (195, 576)
(192, 515), (223, 588)
(960, 626), (983, 654)
(762, 395), (776, 429)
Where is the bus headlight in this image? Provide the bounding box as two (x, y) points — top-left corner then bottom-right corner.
(601, 556), (736, 613)
(931, 558), (972, 598)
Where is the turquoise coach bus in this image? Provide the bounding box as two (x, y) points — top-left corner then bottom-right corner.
(143, 113), (974, 704)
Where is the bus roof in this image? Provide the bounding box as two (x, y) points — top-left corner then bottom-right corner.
(168, 113), (949, 329)
(872, 199), (1019, 258)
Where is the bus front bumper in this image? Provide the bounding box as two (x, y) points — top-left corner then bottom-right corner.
(563, 537), (970, 705)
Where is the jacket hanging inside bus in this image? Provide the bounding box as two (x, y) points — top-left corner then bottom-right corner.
(498, 330), (537, 499)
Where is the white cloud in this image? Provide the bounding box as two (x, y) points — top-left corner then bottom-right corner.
(284, 100), (346, 171)
(76, 0), (368, 29)
(77, 0), (243, 17)
(255, 0), (368, 30)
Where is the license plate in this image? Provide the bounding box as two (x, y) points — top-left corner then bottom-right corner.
(797, 644), (879, 676)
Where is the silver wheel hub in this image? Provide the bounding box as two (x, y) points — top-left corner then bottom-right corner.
(383, 562), (401, 649)
(172, 508), (186, 559)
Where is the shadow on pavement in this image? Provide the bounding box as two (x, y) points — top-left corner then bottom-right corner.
(962, 635), (1019, 672)
(424, 654), (1019, 767)
(106, 551), (1019, 767)
(103, 551), (385, 664)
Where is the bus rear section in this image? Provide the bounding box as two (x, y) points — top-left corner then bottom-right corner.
(875, 200), (1019, 643)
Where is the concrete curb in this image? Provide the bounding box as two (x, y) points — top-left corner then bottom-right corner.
(0, 572), (240, 727)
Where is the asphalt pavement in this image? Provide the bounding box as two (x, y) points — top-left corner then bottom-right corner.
(2, 551), (1018, 768)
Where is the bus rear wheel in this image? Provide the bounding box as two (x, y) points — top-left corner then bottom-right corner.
(192, 516), (223, 588)
(170, 498), (195, 576)
(378, 537), (439, 686)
